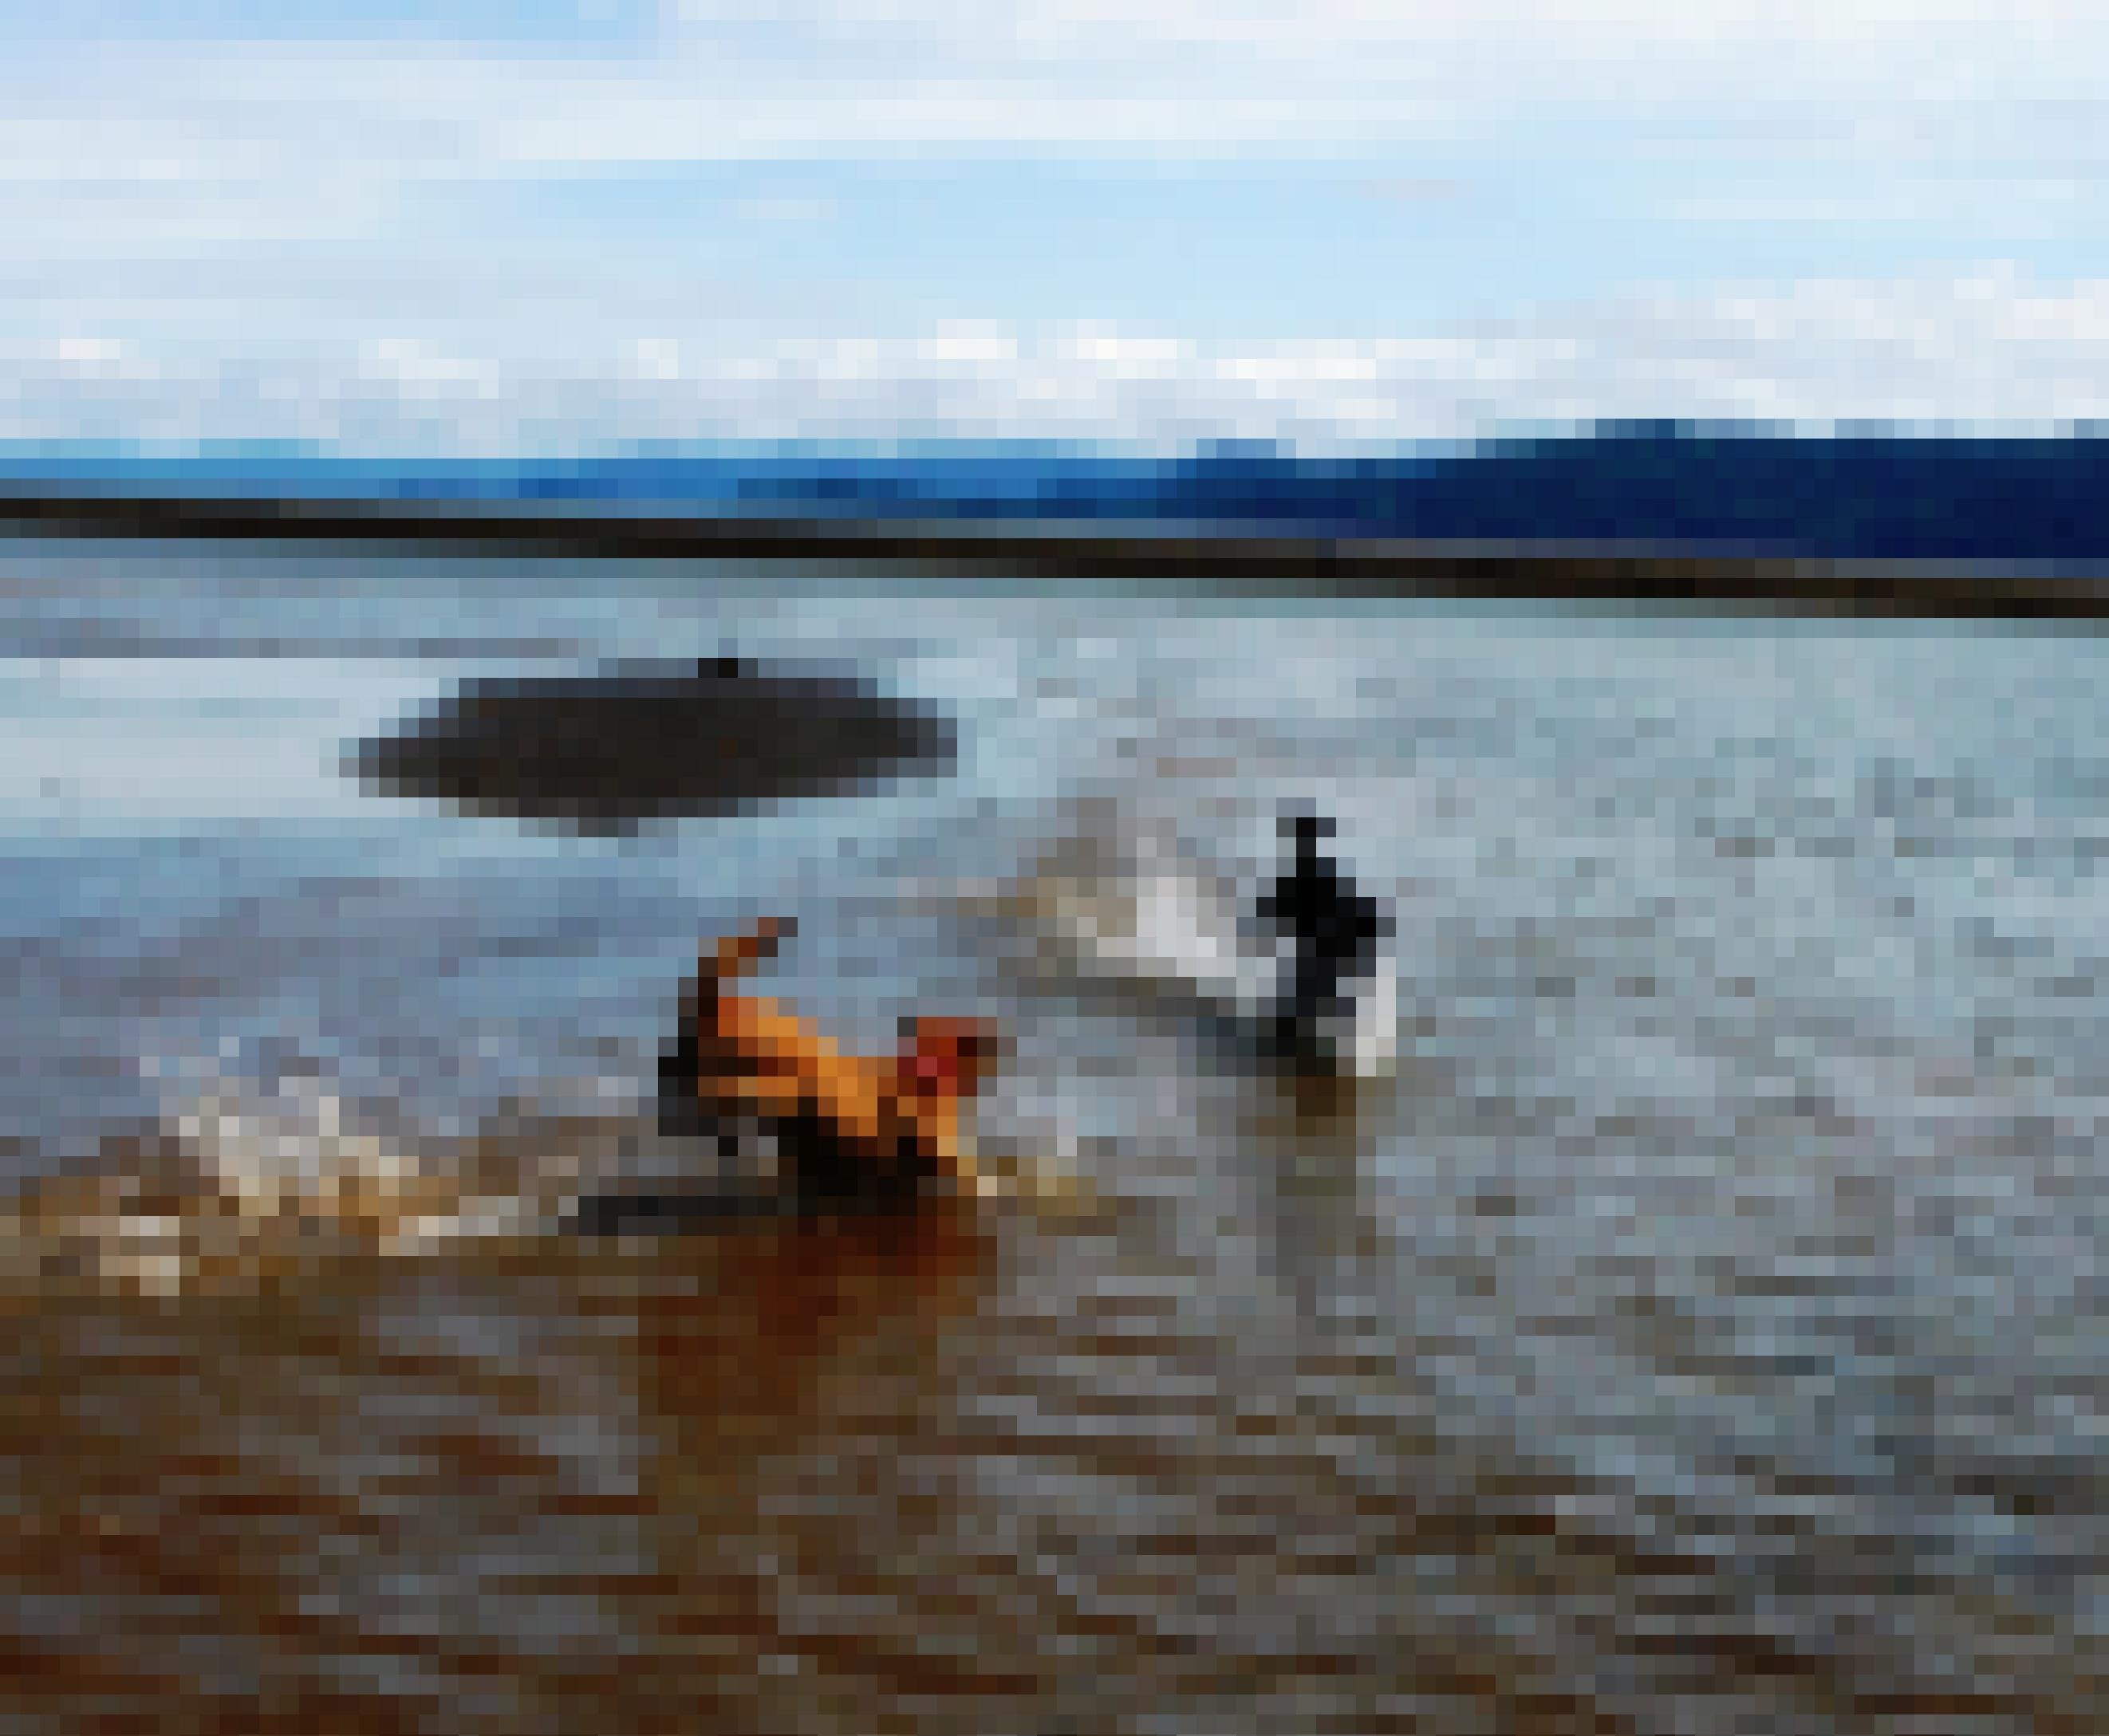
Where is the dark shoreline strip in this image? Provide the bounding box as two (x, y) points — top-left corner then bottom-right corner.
(3, 490), (2107, 618)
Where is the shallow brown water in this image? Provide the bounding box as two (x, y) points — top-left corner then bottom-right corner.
(0, 1099), (1673, 1736)
(8, 1091), (2086, 1736)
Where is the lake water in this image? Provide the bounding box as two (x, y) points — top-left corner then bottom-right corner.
(3, 531), (2105, 1732)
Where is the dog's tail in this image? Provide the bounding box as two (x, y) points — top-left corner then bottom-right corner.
(701, 915), (796, 989)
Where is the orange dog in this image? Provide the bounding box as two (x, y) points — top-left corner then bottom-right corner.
(660, 916), (999, 1207)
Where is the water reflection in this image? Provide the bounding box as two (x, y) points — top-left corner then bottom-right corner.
(3, 1191), (999, 1731)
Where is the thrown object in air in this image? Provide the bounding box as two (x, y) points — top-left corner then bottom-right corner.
(349, 657), (956, 833)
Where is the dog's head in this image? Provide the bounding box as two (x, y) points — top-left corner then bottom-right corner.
(897, 1015), (1002, 1102)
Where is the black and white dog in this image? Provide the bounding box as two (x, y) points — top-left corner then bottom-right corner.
(1256, 812), (1391, 1069)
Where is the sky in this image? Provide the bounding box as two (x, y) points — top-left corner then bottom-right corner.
(4, 0), (2107, 451)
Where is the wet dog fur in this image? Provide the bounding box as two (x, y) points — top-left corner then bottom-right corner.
(609, 916), (999, 1224)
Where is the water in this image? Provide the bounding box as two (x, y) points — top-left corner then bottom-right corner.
(3, 531), (2105, 1731)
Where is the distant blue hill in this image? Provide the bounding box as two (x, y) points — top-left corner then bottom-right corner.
(6, 431), (2109, 563)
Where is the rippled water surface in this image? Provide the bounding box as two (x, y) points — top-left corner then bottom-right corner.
(4, 533), (2106, 1732)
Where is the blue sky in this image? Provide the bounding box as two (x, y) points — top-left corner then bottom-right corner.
(4, 1), (2106, 449)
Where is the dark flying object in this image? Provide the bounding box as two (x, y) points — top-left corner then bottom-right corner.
(348, 657), (956, 833)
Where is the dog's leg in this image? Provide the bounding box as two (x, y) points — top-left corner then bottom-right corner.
(657, 978), (709, 1139)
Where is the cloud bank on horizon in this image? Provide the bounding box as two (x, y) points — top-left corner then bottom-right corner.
(5, 0), (2106, 450)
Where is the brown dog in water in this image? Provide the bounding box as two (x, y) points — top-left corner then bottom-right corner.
(653, 916), (999, 1212)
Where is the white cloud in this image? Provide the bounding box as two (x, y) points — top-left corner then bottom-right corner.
(0, 4), (2100, 435)
(0, 23), (2084, 345)
(8, 3), (2107, 192)
(7, 270), (2107, 453)
(46, 337), (128, 369)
